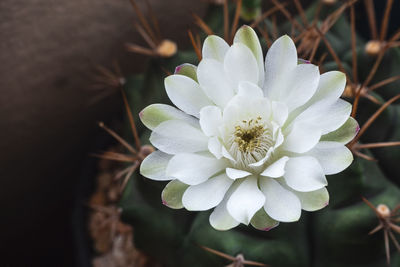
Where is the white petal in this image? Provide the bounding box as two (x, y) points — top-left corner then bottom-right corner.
(233, 25), (265, 87)
(307, 71), (346, 107)
(208, 136), (223, 159)
(292, 187), (329, 211)
(282, 122), (321, 153)
(250, 208), (279, 231)
(271, 101), (288, 126)
(264, 35), (297, 98)
(226, 168), (252, 180)
(199, 106), (222, 137)
(290, 98), (352, 135)
(280, 64), (320, 112)
(140, 150), (173, 181)
(182, 173), (233, 211)
(260, 178), (301, 222)
(150, 120), (208, 154)
(174, 63), (198, 81)
(227, 176), (265, 225)
(260, 156), (289, 178)
(161, 180), (189, 209)
(166, 153), (227, 185)
(197, 59), (235, 107)
(237, 81), (264, 98)
(209, 181), (241, 230)
(224, 43), (259, 92)
(321, 117), (359, 144)
(165, 74), (213, 117)
(140, 104), (197, 131)
(284, 156), (327, 192)
(307, 141), (353, 175)
(202, 35), (229, 62)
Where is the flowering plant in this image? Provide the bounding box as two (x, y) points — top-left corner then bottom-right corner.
(139, 25), (357, 231)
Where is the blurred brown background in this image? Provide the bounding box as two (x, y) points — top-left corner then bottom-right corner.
(0, 0), (206, 265)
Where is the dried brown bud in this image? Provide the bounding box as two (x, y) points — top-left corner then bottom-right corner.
(377, 204), (391, 218)
(322, 0), (336, 5)
(156, 39), (177, 58)
(365, 40), (383, 56)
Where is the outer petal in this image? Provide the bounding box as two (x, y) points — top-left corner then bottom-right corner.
(140, 150), (173, 181)
(306, 71), (346, 108)
(140, 103), (197, 131)
(161, 180), (189, 209)
(150, 120), (208, 154)
(166, 153), (227, 185)
(224, 43), (259, 92)
(307, 141), (353, 175)
(283, 156), (327, 192)
(202, 35), (229, 62)
(197, 59), (235, 107)
(227, 176), (265, 225)
(289, 98), (352, 135)
(233, 25), (265, 87)
(209, 182), (241, 230)
(250, 208), (279, 231)
(260, 156), (289, 178)
(174, 63), (198, 82)
(264, 35), (297, 98)
(282, 122), (321, 153)
(260, 178), (301, 222)
(182, 173), (233, 211)
(165, 74), (213, 117)
(291, 187), (329, 211)
(199, 106), (222, 137)
(321, 117), (359, 144)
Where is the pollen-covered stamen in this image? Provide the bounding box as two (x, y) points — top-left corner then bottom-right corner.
(229, 117), (274, 167)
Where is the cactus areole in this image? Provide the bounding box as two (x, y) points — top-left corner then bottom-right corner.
(139, 26), (358, 231)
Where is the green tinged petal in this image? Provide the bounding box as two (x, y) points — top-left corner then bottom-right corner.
(161, 179), (189, 209)
(250, 208), (279, 231)
(320, 117), (359, 144)
(174, 63), (198, 82)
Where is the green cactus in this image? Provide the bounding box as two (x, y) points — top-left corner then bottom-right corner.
(115, 1), (400, 266)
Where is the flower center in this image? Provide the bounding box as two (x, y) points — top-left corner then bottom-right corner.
(234, 117), (265, 153)
(228, 116), (274, 168)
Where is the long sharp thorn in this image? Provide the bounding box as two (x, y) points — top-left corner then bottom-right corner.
(384, 230), (391, 265)
(192, 12), (214, 35)
(120, 162), (139, 193)
(389, 222), (400, 234)
(362, 197), (380, 216)
(309, 36), (321, 62)
(369, 75), (400, 91)
(256, 25), (272, 48)
(242, 259), (268, 266)
(129, 0), (158, 44)
(250, 4), (286, 28)
(135, 23), (157, 49)
(188, 30), (202, 61)
(351, 94), (400, 145)
(293, 0), (308, 27)
(364, 0), (378, 40)
(356, 141), (400, 149)
(350, 5), (358, 84)
(223, 0), (229, 42)
(121, 89), (141, 151)
(230, 0), (242, 43)
(380, 0), (394, 42)
(125, 43), (157, 56)
(199, 245), (235, 261)
(144, 0), (161, 42)
(353, 150), (377, 161)
(388, 230), (400, 252)
(98, 122), (137, 154)
(270, 0), (303, 31)
(369, 224), (383, 235)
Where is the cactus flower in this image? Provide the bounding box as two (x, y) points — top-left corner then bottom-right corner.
(139, 26), (358, 231)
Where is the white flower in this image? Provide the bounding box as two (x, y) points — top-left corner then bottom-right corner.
(139, 26), (358, 231)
